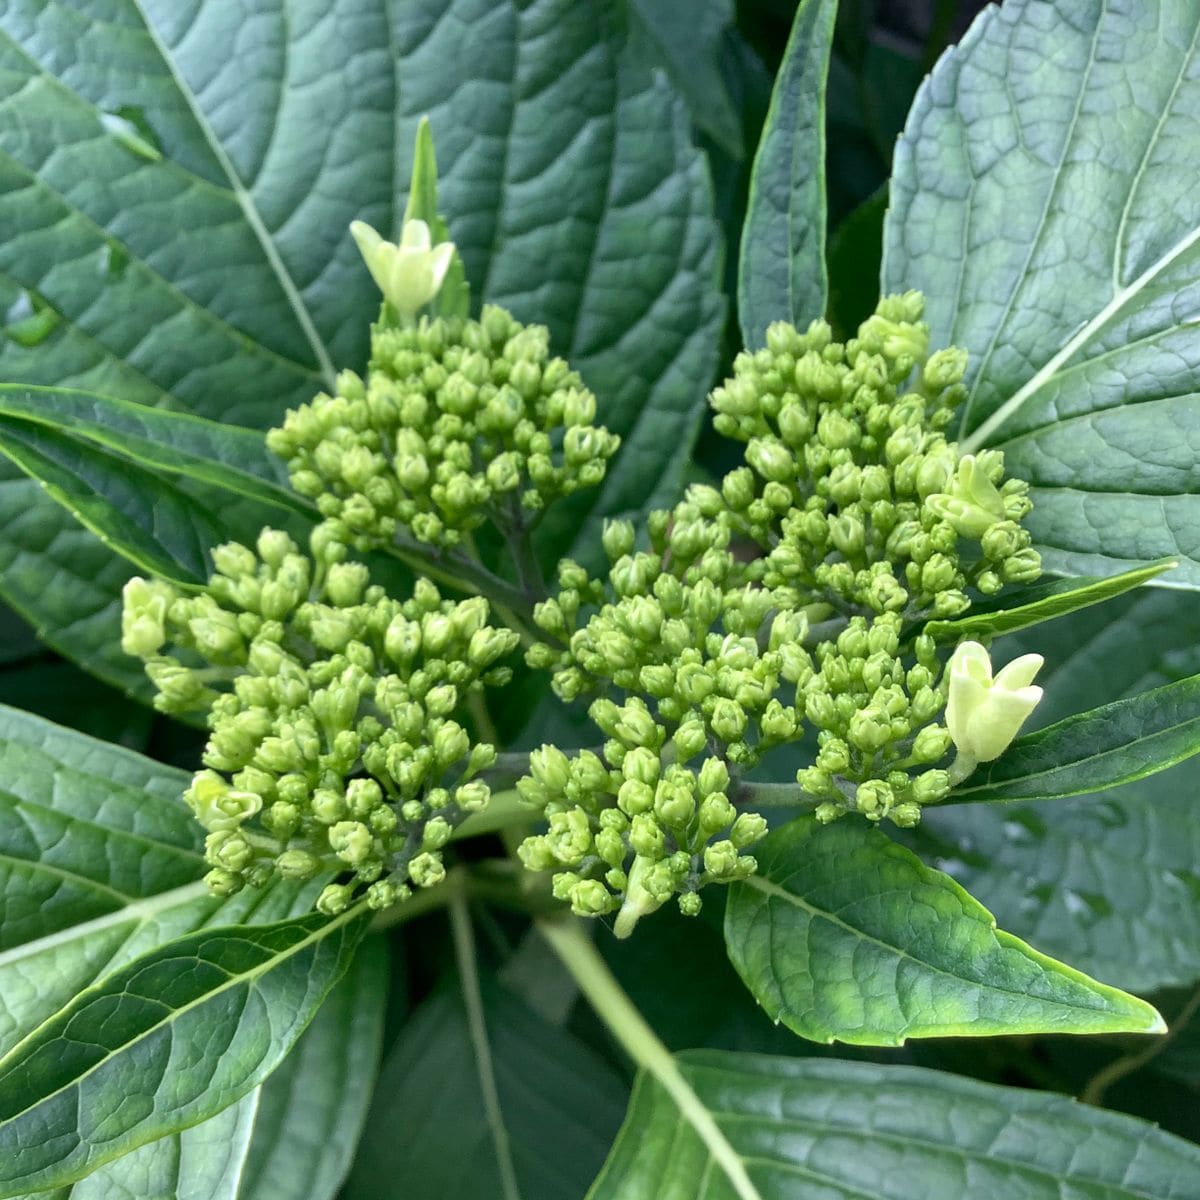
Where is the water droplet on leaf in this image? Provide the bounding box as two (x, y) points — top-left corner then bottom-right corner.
(4, 289), (62, 347)
(100, 107), (163, 162)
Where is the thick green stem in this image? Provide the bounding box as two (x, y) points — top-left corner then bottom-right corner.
(736, 780), (822, 809)
(537, 915), (764, 1200)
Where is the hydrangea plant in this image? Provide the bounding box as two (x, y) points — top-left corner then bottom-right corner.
(1, 2), (1199, 1197)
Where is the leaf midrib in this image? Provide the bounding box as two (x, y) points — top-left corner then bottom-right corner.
(743, 869), (1130, 1017)
(125, 0), (337, 389)
(0, 903), (361, 1134)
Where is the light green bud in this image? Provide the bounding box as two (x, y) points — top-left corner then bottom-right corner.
(121, 577), (174, 658)
(530, 744), (571, 791)
(698, 792), (735, 836)
(847, 708), (893, 752)
(697, 757), (729, 798)
(709, 698), (747, 743)
(911, 724), (953, 762)
(423, 816), (453, 850)
(730, 812), (768, 849)
(409, 851), (446, 888)
(277, 849), (321, 880)
(912, 769), (952, 805)
(617, 779), (655, 816)
(570, 879), (614, 916)
(703, 840), (740, 880)
(629, 813), (665, 858)
(329, 820), (373, 866)
(433, 721), (471, 767)
(622, 746), (660, 786)
(455, 779), (491, 812)
(855, 779), (894, 819)
(204, 867), (243, 897)
(185, 770), (262, 831)
(317, 882), (355, 915)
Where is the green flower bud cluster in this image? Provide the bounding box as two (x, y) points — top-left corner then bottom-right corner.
(515, 725), (767, 936)
(266, 305), (620, 552)
(122, 529), (519, 913)
(709, 292), (1040, 616)
(795, 614), (953, 826)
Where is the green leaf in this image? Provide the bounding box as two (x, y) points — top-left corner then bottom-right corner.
(627, 0), (744, 158)
(912, 586), (1200, 992)
(0, 467), (148, 699)
(233, 935), (387, 1200)
(883, 0), (1200, 585)
(395, 0), (725, 567)
(0, 906), (365, 1197)
(0, 386), (304, 516)
(588, 1051), (1200, 1199)
(13, 939), (386, 1200)
(738, 0), (837, 348)
(345, 982), (627, 1200)
(951, 672), (1200, 804)
(923, 558), (1177, 643)
(0, 418), (227, 584)
(724, 817), (1164, 1045)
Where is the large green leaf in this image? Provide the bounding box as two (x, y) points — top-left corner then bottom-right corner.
(0, 906), (365, 1197)
(0, 469), (147, 698)
(913, 586), (1200, 991)
(394, 0), (724, 567)
(737, 0), (837, 348)
(345, 981), (627, 1200)
(0, 0), (724, 668)
(884, 0), (1200, 585)
(0, 386), (302, 515)
(588, 1052), (1200, 1199)
(0, 705), (316, 1057)
(724, 817), (1163, 1045)
(17, 938), (387, 1200)
(951, 670), (1200, 803)
(627, 0), (744, 158)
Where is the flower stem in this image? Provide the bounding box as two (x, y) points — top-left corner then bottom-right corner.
(537, 915), (764, 1200)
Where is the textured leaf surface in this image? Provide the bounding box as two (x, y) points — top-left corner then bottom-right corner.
(628, 0), (743, 158)
(915, 586), (1200, 991)
(394, 0), (725, 566)
(724, 818), (1163, 1045)
(0, 907), (364, 1196)
(0, 387), (302, 514)
(346, 981), (626, 1200)
(884, 0), (1200, 584)
(0, 0), (724, 662)
(951, 670), (1200, 802)
(923, 559), (1175, 642)
(738, 0), (837, 348)
(588, 1052), (1200, 1199)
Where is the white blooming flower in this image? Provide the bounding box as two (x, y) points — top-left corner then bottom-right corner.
(350, 218), (455, 317)
(945, 640), (1043, 772)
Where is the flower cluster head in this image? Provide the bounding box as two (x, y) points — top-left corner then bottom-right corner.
(512, 295), (1046, 931)
(712, 291), (1040, 615)
(266, 301), (620, 553)
(122, 528), (518, 914)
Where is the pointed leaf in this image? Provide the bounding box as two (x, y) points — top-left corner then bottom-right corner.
(345, 981), (626, 1200)
(913, 586), (1200, 992)
(0, 907), (365, 1197)
(738, 0), (837, 347)
(724, 817), (1163, 1045)
(589, 1052), (1200, 1200)
(884, 0), (1200, 585)
(923, 558), (1176, 643)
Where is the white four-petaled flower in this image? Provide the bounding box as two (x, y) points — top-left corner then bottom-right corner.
(945, 640), (1043, 772)
(350, 218), (455, 317)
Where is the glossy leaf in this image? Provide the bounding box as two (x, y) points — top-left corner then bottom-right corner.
(885, 0), (1200, 585)
(0, 906), (365, 1196)
(15, 940), (386, 1200)
(589, 1052), (1200, 1199)
(345, 980), (626, 1200)
(724, 817), (1163, 1045)
(0, 0), (724, 667)
(951, 671), (1200, 803)
(738, 0), (837, 347)
(923, 558), (1176, 643)
(394, 0), (725, 568)
(0, 387), (303, 516)
(914, 586), (1200, 991)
